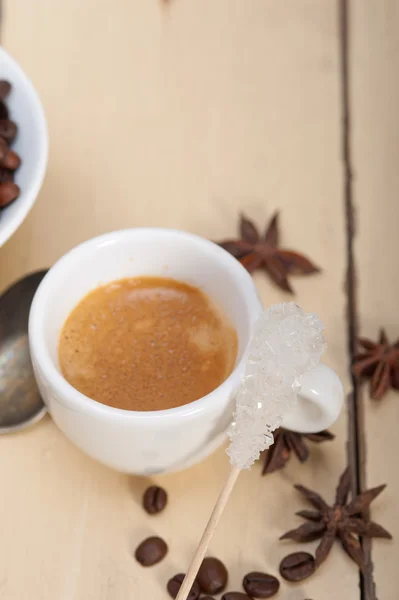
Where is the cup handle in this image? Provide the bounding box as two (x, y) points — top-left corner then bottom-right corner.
(281, 364), (344, 433)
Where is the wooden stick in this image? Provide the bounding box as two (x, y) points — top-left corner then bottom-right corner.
(175, 465), (241, 600)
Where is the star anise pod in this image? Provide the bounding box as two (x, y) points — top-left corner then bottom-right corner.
(352, 328), (399, 400)
(262, 428), (335, 475)
(280, 468), (392, 573)
(218, 213), (320, 293)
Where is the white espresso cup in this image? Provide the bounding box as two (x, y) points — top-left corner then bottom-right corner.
(29, 229), (343, 474)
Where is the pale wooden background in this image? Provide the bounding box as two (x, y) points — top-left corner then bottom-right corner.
(0, 1), (397, 599)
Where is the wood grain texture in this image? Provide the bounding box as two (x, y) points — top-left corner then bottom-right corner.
(351, 1), (399, 598)
(0, 1), (359, 598)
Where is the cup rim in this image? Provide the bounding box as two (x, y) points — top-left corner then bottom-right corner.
(29, 228), (263, 421)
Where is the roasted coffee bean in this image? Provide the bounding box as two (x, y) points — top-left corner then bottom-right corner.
(1, 150), (21, 171)
(221, 593), (251, 600)
(143, 485), (168, 514)
(197, 557), (228, 594)
(134, 536), (168, 566)
(200, 597), (216, 600)
(0, 182), (19, 207)
(279, 552), (315, 582)
(0, 81), (11, 101)
(0, 101), (8, 120)
(0, 120), (17, 143)
(167, 574), (200, 600)
(0, 167), (14, 183)
(242, 571), (280, 598)
(0, 138), (9, 161)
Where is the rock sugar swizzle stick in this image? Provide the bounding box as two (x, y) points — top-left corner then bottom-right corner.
(176, 302), (329, 600)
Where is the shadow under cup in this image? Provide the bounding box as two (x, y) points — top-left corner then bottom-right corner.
(29, 228), (263, 474)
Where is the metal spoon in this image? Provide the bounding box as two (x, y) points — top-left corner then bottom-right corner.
(0, 270), (48, 433)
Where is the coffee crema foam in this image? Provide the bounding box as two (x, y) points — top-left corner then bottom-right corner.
(58, 277), (238, 411)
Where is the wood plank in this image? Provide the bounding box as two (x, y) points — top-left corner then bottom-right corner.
(0, 1), (357, 598)
(351, 1), (399, 598)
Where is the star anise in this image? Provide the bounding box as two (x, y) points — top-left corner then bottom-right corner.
(280, 468), (392, 573)
(352, 328), (399, 400)
(262, 428), (335, 475)
(218, 213), (320, 293)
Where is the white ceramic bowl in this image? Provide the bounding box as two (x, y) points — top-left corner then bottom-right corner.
(0, 48), (48, 248)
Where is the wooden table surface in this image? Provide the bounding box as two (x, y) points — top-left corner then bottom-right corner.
(0, 1), (397, 599)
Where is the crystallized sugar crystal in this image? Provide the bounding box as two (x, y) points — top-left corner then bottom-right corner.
(226, 302), (326, 470)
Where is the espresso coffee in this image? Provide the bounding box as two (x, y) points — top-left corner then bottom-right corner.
(59, 277), (238, 411)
